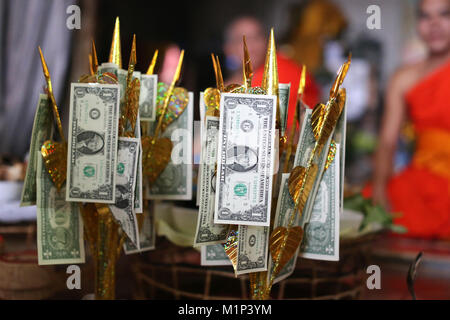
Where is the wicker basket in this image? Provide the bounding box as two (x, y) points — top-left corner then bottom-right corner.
(0, 250), (61, 300)
(130, 233), (379, 300)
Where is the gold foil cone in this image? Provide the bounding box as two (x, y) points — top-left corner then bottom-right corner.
(91, 39), (98, 74)
(108, 17), (122, 68)
(242, 36), (253, 90)
(261, 28), (279, 125)
(146, 49), (159, 75)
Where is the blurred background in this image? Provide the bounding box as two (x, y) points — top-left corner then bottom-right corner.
(0, 0), (449, 300)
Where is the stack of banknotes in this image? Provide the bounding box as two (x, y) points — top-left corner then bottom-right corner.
(195, 89), (346, 281)
(20, 61), (194, 265)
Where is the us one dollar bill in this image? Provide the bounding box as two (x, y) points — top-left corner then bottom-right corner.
(279, 83), (291, 137)
(139, 74), (157, 121)
(300, 146), (340, 261)
(236, 225), (269, 275)
(109, 137), (140, 248)
(293, 108), (333, 224)
(124, 202), (155, 254)
(21, 94), (53, 206)
(146, 92), (193, 200)
(214, 93), (277, 227)
(268, 174), (300, 284)
(36, 152), (85, 265)
(66, 83), (120, 204)
(201, 244), (232, 266)
(194, 116), (229, 246)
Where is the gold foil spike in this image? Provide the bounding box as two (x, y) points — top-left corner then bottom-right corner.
(121, 34), (139, 136)
(211, 53), (219, 88)
(269, 226), (304, 273)
(127, 34), (137, 81)
(223, 226), (239, 272)
(143, 51), (183, 183)
(38, 47), (66, 144)
(41, 140), (67, 191)
(261, 28), (279, 127)
(125, 78), (140, 135)
(108, 17), (122, 68)
(89, 54), (94, 76)
(242, 36), (253, 90)
(146, 49), (159, 75)
(92, 39), (98, 74)
(153, 50), (184, 140)
(261, 28), (279, 96)
(282, 64), (307, 174)
(298, 64), (306, 96)
(215, 55), (225, 92)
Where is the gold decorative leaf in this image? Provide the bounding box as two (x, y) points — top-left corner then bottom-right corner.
(41, 140), (66, 191)
(311, 100), (342, 147)
(124, 77), (140, 134)
(223, 226), (239, 272)
(337, 88), (346, 114)
(142, 136), (173, 187)
(156, 84), (189, 133)
(288, 164), (317, 213)
(204, 87), (220, 117)
(269, 226), (304, 272)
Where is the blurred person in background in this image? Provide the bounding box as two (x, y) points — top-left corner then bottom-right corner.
(364, 0), (450, 239)
(223, 16), (320, 130)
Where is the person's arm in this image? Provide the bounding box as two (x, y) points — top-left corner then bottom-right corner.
(372, 70), (408, 208)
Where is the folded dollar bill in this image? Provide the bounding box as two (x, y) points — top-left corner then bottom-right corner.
(139, 74), (157, 121)
(124, 202), (155, 254)
(37, 152), (85, 265)
(300, 146), (340, 261)
(109, 137), (140, 248)
(279, 83), (291, 137)
(201, 244), (232, 266)
(236, 225), (269, 275)
(21, 94), (53, 206)
(194, 116), (229, 246)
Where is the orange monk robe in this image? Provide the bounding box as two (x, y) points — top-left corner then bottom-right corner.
(364, 61), (450, 239)
(252, 53), (320, 131)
